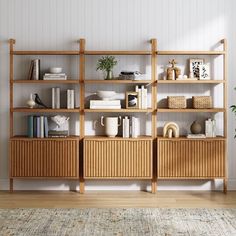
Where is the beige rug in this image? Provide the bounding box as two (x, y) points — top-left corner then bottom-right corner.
(0, 208), (235, 236)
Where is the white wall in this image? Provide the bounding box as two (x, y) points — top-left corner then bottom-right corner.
(0, 0), (235, 191)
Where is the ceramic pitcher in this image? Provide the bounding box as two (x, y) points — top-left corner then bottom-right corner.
(100, 116), (121, 137)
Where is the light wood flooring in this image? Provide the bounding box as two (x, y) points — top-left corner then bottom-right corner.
(0, 191), (236, 208)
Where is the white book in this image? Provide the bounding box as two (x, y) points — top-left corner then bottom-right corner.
(55, 87), (60, 109)
(90, 105), (121, 109)
(40, 116), (44, 138)
(212, 119), (216, 137)
(205, 119), (213, 137)
(32, 59), (40, 80)
(52, 88), (55, 109)
(123, 116), (130, 138)
(131, 117), (138, 138)
(45, 73), (66, 76)
(135, 85), (142, 109)
(43, 76), (67, 80)
(67, 90), (71, 109)
(90, 100), (121, 106)
(70, 90), (75, 109)
(141, 86), (147, 109)
(187, 134), (206, 138)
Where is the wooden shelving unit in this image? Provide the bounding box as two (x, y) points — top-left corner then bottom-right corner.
(8, 39), (81, 192)
(84, 79), (152, 84)
(156, 39), (228, 193)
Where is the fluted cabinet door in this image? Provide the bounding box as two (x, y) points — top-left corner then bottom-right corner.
(84, 138), (152, 179)
(10, 138), (79, 178)
(157, 138), (226, 178)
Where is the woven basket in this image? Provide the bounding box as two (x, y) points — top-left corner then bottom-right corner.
(192, 96), (212, 109)
(167, 96), (186, 109)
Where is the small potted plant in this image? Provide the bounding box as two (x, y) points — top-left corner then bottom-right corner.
(96, 56), (117, 80)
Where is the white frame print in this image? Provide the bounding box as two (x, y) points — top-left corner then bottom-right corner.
(199, 64), (210, 80)
(189, 58), (204, 79)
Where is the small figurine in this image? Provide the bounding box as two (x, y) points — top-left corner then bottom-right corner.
(34, 93), (48, 108)
(167, 59), (181, 80)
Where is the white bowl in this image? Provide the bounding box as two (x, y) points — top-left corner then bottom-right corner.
(96, 91), (116, 100)
(49, 67), (62, 74)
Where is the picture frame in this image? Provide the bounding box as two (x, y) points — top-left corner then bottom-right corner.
(126, 92), (139, 109)
(189, 59), (204, 78)
(199, 64), (210, 80)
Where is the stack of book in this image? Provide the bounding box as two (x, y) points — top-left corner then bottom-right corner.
(90, 100), (121, 109)
(43, 73), (67, 80)
(52, 88), (60, 109)
(122, 116), (138, 138)
(27, 115), (49, 138)
(187, 134), (206, 138)
(119, 71), (147, 80)
(28, 59), (40, 80)
(205, 118), (216, 137)
(135, 85), (148, 109)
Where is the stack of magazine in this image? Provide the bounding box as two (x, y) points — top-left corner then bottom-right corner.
(90, 100), (121, 109)
(43, 73), (67, 80)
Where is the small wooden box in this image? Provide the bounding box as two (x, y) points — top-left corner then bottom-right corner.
(192, 96), (212, 109)
(167, 96), (186, 109)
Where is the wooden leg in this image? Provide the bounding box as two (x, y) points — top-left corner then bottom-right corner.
(9, 178), (13, 193)
(223, 179), (227, 194)
(151, 179), (157, 193)
(80, 179), (85, 194)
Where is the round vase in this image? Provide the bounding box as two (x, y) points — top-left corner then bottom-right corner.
(27, 93), (36, 108)
(190, 121), (202, 134)
(105, 70), (113, 80)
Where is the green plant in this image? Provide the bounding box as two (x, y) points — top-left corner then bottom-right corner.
(96, 56), (117, 72)
(230, 87), (236, 138)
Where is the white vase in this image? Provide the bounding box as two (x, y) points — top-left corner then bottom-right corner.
(27, 93), (36, 108)
(101, 116), (121, 137)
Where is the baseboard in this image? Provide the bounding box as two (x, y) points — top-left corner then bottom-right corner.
(0, 178), (236, 191)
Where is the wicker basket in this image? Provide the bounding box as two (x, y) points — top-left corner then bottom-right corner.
(192, 96), (212, 109)
(167, 96), (186, 109)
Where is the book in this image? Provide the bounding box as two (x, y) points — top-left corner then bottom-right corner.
(31, 59), (40, 80)
(141, 85), (147, 109)
(36, 116), (41, 138)
(44, 117), (49, 138)
(48, 130), (68, 137)
(67, 90), (71, 109)
(27, 115), (34, 138)
(40, 116), (44, 138)
(55, 88), (60, 109)
(33, 116), (38, 137)
(67, 90), (75, 109)
(135, 85), (142, 109)
(122, 116), (129, 138)
(52, 88), (55, 109)
(131, 116), (138, 138)
(187, 134), (206, 138)
(90, 105), (121, 109)
(43, 76), (67, 80)
(28, 61), (34, 80)
(90, 100), (121, 106)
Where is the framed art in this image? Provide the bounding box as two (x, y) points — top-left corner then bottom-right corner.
(199, 64), (210, 80)
(189, 59), (204, 78)
(126, 92), (139, 108)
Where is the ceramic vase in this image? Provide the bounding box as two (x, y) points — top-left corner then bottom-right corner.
(190, 120), (202, 134)
(27, 93), (36, 108)
(101, 116), (121, 137)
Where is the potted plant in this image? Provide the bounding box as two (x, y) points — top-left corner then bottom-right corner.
(96, 56), (117, 80)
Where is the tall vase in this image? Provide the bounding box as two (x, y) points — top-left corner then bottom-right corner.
(105, 70), (113, 80)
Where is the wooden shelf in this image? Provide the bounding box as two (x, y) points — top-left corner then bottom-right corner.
(12, 50), (79, 55)
(157, 80), (225, 84)
(157, 136), (226, 140)
(11, 135), (80, 140)
(84, 79), (153, 84)
(11, 107), (80, 113)
(84, 108), (153, 113)
(157, 51), (226, 55)
(12, 80), (80, 84)
(84, 135), (153, 140)
(157, 108), (225, 113)
(85, 50), (151, 55)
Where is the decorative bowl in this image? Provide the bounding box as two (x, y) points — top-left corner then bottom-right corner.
(49, 67), (62, 74)
(96, 90), (116, 100)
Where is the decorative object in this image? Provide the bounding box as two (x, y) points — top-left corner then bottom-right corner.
(119, 71), (147, 81)
(126, 92), (139, 108)
(49, 115), (69, 137)
(189, 71), (194, 78)
(0, 208), (236, 236)
(183, 75), (188, 79)
(49, 67), (62, 74)
(67, 89), (75, 109)
(167, 59), (181, 80)
(199, 64), (210, 80)
(163, 122), (179, 138)
(101, 116), (121, 137)
(190, 120), (202, 134)
(96, 90), (116, 101)
(167, 96), (186, 109)
(34, 93), (48, 108)
(189, 58), (204, 78)
(52, 88), (60, 109)
(192, 96), (212, 109)
(26, 93), (36, 108)
(96, 56), (117, 80)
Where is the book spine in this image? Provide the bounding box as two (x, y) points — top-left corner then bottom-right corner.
(122, 118), (125, 138)
(67, 90), (71, 109)
(33, 116), (37, 137)
(55, 87), (60, 109)
(36, 116), (41, 138)
(131, 117), (138, 138)
(28, 61), (34, 80)
(27, 115), (34, 138)
(212, 119), (216, 137)
(32, 59), (40, 80)
(52, 88), (55, 109)
(90, 105), (121, 109)
(141, 86), (147, 109)
(90, 100), (121, 106)
(70, 90), (74, 109)
(40, 116), (44, 138)
(44, 117), (49, 138)
(123, 116), (129, 138)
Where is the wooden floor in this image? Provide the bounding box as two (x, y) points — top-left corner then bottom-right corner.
(0, 191), (236, 208)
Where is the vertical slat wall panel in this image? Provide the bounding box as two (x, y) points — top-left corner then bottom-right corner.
(10, 139), (79, 177)
(157, 139), (225, 178)
(84, 139), (152, 178)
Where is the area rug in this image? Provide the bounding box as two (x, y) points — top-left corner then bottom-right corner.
(0, 208), (236, 236)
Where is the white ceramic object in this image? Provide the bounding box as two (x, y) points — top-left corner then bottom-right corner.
(101, 116), (121, 137)
(27, 93), (36, 108)
(49, 67), (62, 74)
(96, 90), (116, 100)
